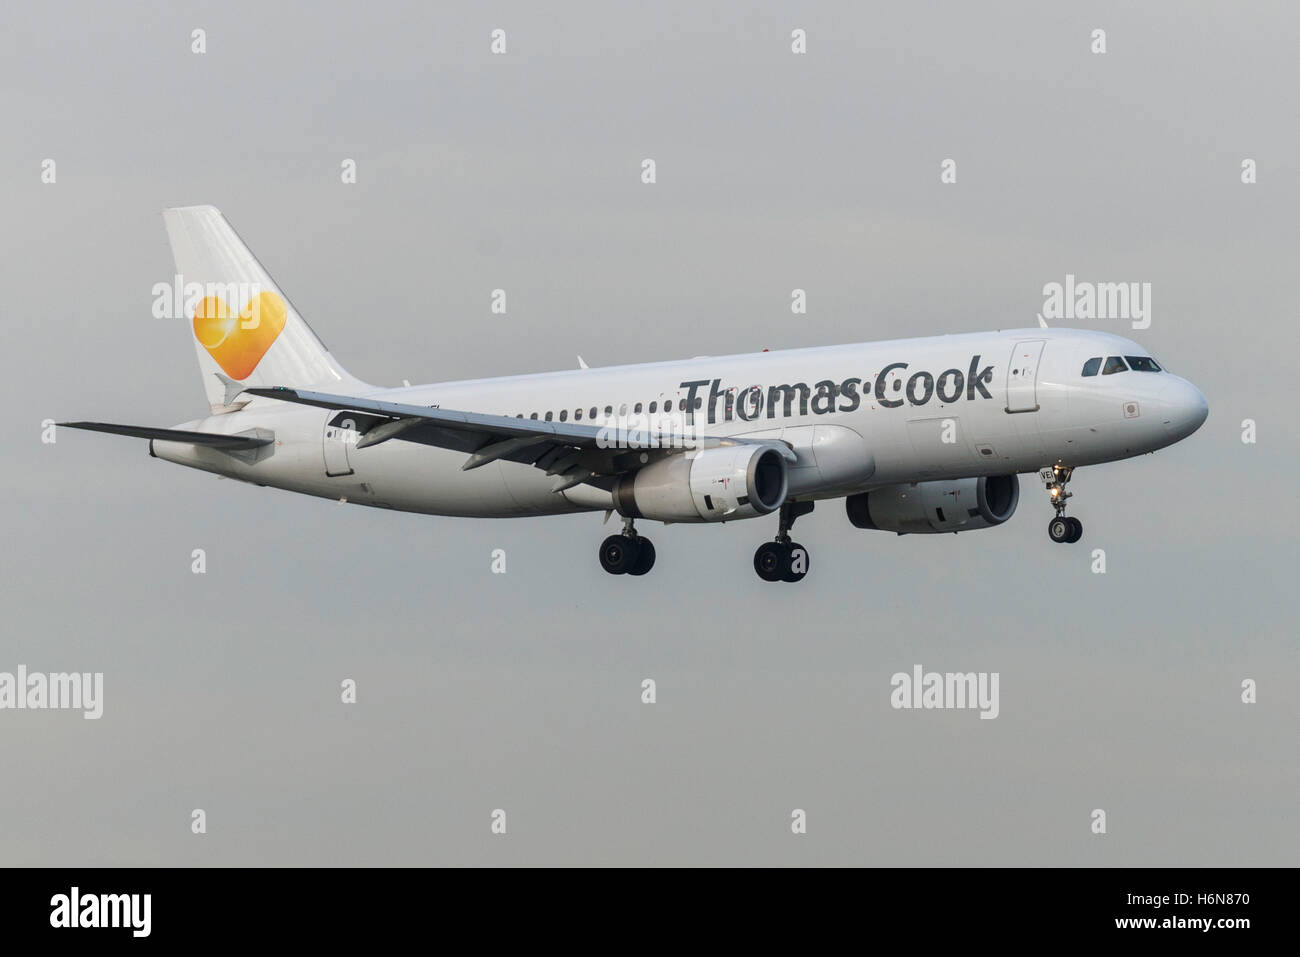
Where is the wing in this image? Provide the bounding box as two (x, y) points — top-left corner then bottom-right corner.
(244, 387), (794, 491)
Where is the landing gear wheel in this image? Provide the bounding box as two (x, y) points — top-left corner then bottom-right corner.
(754, 500), (815, 583)
(754, 541), (788, 582)
(599, 534), (638, 574)
(781, 543), (810, 583)
(1042, 466), (1082, 545)
(627, 538), (656, 576)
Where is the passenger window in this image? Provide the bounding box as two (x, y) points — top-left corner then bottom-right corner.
(1081, 357), (1102, 377)
(545, 411), (553, 421)
(559, 410), (567, 422)
(604, 405), (613, 416)
(664, 399), (674, 412)
(634, 402), (643, 414)
(649, 401), (657, 413)
(530, 412), (538, 419)
(574, 408), (582, 421)
(1102, 356), (1128, 375)
(619, 404), (628, 415)
(1124, 355), (1161, 372)
(589, 407), (597, 419)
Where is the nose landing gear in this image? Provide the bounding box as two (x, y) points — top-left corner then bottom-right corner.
(1042, 466), (1083, 543)
(599, 516), (656, 575)
(754, 500), (813, 582)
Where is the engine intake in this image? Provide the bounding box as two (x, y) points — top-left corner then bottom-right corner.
(614, 445), (789, 523)
(846, 474), (1019, 534)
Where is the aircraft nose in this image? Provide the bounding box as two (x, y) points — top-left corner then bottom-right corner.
(1162, 377), (1209, 441)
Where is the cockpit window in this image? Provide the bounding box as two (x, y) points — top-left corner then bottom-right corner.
(1081, 357), (1102, 377)
(1124, 355), (1161, 372)
(1102, 356), (1128, 375)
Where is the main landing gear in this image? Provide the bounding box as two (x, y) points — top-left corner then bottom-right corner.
(599, 517), (656, 576)
(754, 501), (814, 583)
(1042, 465), (1083, 544)
(599, 502), (816, 582)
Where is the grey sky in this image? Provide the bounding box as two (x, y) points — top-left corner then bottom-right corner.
(2, 1), (1296, 865)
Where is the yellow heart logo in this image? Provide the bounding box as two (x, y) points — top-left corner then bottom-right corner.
(192, 291), (287, 380)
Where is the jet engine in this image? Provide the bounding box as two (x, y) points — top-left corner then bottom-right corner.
(845, 474), (1019, 534)
(613, 445), (789, 523)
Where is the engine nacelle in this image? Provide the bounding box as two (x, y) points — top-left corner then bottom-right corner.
(613, 445), (789, 523)
(845, 474), (1019, 534)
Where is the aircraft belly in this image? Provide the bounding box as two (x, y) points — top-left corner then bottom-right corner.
(498, 459), (584, 514)
(334, 441), (542, 516)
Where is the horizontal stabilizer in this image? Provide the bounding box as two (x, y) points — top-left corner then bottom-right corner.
(57, 422), (274, 449)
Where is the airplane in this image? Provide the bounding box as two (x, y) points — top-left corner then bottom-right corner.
(61, 206), (1209, 583)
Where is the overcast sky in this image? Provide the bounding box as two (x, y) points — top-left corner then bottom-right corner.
(2, 0), (1296, 865)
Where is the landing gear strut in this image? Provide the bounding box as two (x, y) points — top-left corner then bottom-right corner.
(754, 501), (813, 583)
(1041, 466), (1083, 544)
(599, 516), (656, 576)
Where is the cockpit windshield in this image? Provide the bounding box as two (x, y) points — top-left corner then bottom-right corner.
(1083, 355), (1163, 376)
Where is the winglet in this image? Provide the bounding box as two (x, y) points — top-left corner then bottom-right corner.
(577, 355), (589, 370)
(215, 372), (247, 406)
(1037, 313), (1049, 329)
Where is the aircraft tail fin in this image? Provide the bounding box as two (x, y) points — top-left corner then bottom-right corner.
(162, 205), (367, 412)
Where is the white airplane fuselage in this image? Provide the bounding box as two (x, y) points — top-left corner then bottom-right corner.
(151, 327), (1208, 519)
